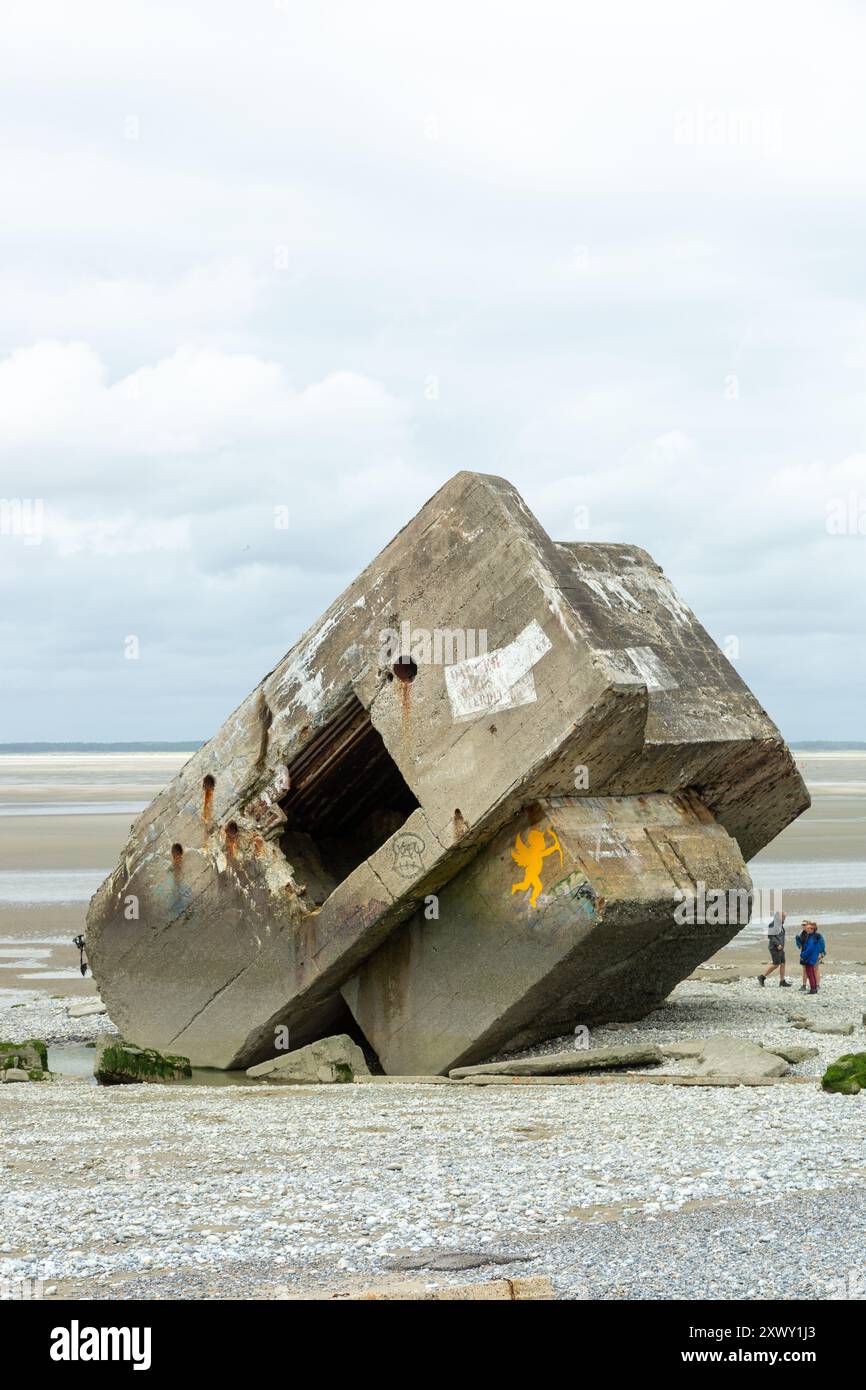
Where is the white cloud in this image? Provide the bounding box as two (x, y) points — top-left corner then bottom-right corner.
(0, 343), (414, 498)
(1, 0), (865, 739)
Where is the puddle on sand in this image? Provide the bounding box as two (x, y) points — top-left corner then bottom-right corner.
(47, 1044), (261, 1087)
(49, 1043), (100, 1081)
(0, 870), (108, 904)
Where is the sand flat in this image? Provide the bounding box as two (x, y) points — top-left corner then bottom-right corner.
(0, 813), (136, 871)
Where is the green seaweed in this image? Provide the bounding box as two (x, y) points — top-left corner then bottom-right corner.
(95, 1042), (192, 1086)
(0, 1039), (48, 1069)
(821, 1051), (866, 1095)
(26, 1038), (48, 1069)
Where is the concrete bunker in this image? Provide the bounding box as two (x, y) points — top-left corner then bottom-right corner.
(86, 471), (809, 1073)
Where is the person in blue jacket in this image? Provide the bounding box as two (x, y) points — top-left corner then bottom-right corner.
(797, 921), (823, 995)
(795, 921), (826, 991)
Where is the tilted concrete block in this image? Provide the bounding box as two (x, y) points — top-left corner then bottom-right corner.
(343, 791), (755, 1075)
(86, 472), (808, 1070)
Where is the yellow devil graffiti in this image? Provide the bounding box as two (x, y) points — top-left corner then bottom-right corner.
(511, 826), (563, 908)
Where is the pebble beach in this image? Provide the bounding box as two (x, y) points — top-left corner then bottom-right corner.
(2, 974), (865, 1301)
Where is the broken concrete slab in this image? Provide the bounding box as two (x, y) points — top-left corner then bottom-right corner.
(388, 1250), (536, 1272)
(457, 1073), (644, 1086)
(246, 1034), (369, 1084)
(449, 1043), (662, 1079)
(66, 1000), (107, 1019)
(645, 1074), (783, 1088)
(761, 1043), (820, 1064)
(352, 1074), (451, 1084)
(456, 1072), (811, 1087)
(459, 1074), (602, 1086)
(86, 471), (808, 1072)
(659, 1039), (819, 1067)
(695, 1035), (789, 1080)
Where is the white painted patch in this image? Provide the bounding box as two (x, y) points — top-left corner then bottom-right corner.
(270, 605), (348, 720)
(631, 570), (693, 625)
(603, 577), (641, 611)
(303, 607), (343, 662)
(589, 828), (634, 859)
(624, 645), (679, 691)
(575, 572), (641, 613)
(287, 667), (325, 714)
(580, 574), (613, 609)
(445, 619), (552, 722)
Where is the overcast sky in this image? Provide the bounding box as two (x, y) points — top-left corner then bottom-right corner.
(1, 0), (865, 742)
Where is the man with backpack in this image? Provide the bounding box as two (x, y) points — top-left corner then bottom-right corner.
(757, 910), (791, 987)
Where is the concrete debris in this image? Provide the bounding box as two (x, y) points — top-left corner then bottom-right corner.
(388, 1249), (536, 1272)
(449, 1043), (663, 1079)
(66, 1000), (108, 1019)
(762, 1043), (820, 1064)
(660, 1037), (819, 1068)
(352, 1074), (451, 1084)
(246, 1034), (369, 1084)
(86, 472), (808, 1073)
(695, 1035), (789, 1080)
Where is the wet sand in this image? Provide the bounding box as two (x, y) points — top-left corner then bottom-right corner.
(0, 754), (189, 995)
(0, 813), (133, 871)
(709, 752), (866, 974)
